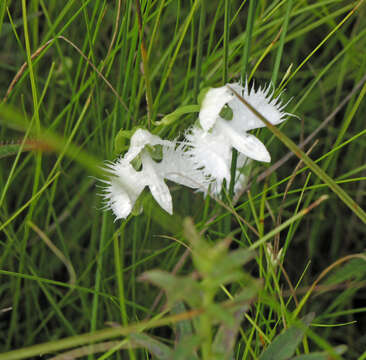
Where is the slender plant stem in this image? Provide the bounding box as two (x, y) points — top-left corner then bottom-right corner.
(194, 0), (206, 100)
(271, 0), (292, 86)
(135, 0), (153, 127)
(223, 0), (230, 84)
(229, 0), (256, 197)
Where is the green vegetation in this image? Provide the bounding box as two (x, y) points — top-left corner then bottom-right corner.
(0, 0), (366, 359)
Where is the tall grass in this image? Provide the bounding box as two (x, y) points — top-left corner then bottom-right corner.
(0, 0), (366, 359)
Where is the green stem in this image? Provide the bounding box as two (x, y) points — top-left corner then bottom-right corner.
(271, 0), (292, 86)
(223, 0), (230, 83)
(135, 0), (153, 127)
(200, 290), (213, 360)
(193, 0), (206, 100)
(229, 0), (256, 198)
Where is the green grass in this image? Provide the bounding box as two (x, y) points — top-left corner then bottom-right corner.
(1, 0), (366, 359)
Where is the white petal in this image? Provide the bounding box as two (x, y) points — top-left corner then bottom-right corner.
(140, 151), (173, 215)
(234, 154), (251, 196)
(124, 128), (172, 162)
(148, 179), (173, 215)
(157, 142), (208, 190)
(103, 158), (146, 219)
(236, 133), (271, 162)
(228, 81), (288, 132)
(215, 118), (270, 162)
(185, 126), (232, 184)
(107, 181), (135, 220)
(199, 86), (234, 131)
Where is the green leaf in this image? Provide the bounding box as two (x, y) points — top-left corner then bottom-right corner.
(129, 333), (172, 360)
(290, 354), (328, 360)
(0, 143), (24, 159)
(139, 270), (202, 308)
(171, 335), (201, 360)
(290, 345), (347, 360)
(183, 217), (210, 252)
(213, 306), (249, 360)
(155, 105), (200, 126)
(211, 248), (255, 278)
(259, 313), (315, 360)
(324, 258), (366, 284)
(206, 303), (236, 327)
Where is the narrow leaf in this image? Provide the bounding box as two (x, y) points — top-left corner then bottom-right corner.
(259, 313), (315, 360)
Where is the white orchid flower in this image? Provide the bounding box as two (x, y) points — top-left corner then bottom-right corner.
(185, 126), (251, 196)
(102, 129), (207, 220)
(185, 125), (232, 194)
(187, 80), (291, 195)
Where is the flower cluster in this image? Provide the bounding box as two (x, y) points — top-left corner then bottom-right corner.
(101, 80), (292, 220)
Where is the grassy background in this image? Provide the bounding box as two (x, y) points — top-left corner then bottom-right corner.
(0, 0), (366, 358)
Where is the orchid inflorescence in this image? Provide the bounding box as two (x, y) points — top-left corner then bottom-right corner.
(101, 80), (293, 220)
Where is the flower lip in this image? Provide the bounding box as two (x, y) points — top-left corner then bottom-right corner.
(101, 157), (146, 220)
(214, 117), (271, 163)
(227, 81), (292, 132)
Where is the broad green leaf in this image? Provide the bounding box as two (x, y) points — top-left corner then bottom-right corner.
(183, 217), (210, 253)
(208, 270), (247, 288)
(259, 313), (315, 360)
(139, 270), (202, 308)
(206, 303), (236, 327)
(291, 354), (329, 360)
(291, 345), (346, 360)
(170, 335), (201, 360)
(213, 306), (249, 360)
(0, 143), (24, 159)
(211, 248), (255, 278)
